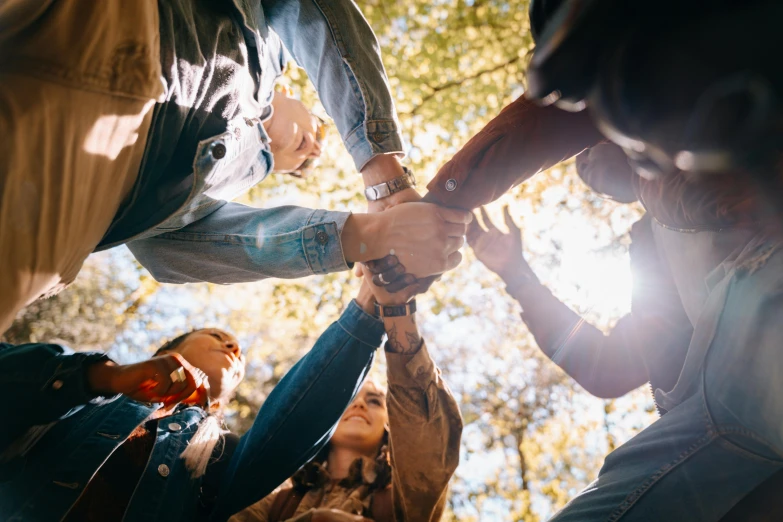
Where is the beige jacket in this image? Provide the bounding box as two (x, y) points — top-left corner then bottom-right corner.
(231, 342), (463, 522)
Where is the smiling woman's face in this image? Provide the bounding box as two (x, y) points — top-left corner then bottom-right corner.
(172, 329), (246, 401)
(330, 380), (388, 455)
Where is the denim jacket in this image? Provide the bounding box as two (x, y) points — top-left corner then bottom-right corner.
(96, 0), (404, 285)
(0, 300), (385, 522)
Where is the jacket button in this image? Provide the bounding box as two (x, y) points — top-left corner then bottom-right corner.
(168, 422), (182, 432)
(51, 380), (64, 390)
(158, 464), (170, 477)
(315, 230), (329, 245)
(212, 143), (227, 159)
(445, 179), (457, 191)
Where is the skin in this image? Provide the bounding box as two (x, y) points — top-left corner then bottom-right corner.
(86, 328), (245, 410)
(329, 380), (389, 458)
(264, 91), (322, 174)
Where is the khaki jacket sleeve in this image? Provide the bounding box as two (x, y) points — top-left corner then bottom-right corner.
(385, 343), (463, 522)
(425, 96), (604, 210)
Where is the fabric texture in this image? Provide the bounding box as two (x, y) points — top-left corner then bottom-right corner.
(231, 343), (463, 522)
(0, 0), (162, 334)
(0, 300), (384, 522)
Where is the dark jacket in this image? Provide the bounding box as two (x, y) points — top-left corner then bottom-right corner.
(0, 301), (384, 522)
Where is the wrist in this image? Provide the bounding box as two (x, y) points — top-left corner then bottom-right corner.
(361, 154), (404, 187)
(85, 360), (118, 396)
(355, 283), (377, 315)
(342, 213), (384, 263)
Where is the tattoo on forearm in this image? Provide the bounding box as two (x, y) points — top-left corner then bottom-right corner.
(385, 319), (422, 353)
(387, 323), (402, 352)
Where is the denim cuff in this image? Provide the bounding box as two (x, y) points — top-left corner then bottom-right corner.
(303, 209), (353, 274)
(337, 300), (386, 349)
(41, 350), (115, 411)
(344, 119), (405, 171)
(385, 342), (438, 390)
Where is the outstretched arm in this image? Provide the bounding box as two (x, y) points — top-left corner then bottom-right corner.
(360, 270), (463, 522)
(212, 296), (385, 521)
(425, 96), (604, 210)
(468, 209), (691, 399)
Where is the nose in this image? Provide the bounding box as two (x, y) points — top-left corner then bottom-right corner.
(224, 341), (241, 357)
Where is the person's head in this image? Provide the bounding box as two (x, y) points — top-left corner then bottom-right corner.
(529, 0), (567, 44)
(155, 328), (246, 404)
(330, 379), (389, 457)
(265, 90), (325, 176)
(575, 143), (638, 204)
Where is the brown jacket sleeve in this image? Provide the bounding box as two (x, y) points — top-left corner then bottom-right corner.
(507, 215), (693, 399)
(385, 343), (463, 522)
(426, 96), (604, 210)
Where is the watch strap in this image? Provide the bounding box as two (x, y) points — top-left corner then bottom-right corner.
(364, 167), (416, 201)
(374, 299), (417, 318)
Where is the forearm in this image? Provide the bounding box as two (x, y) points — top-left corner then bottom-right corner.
(505, 278), (648, 398)
(213, 301), (385, 520)
(385, 343), (462, 521)
(128, 204), (353, 284)
(263, 0), (404, 171)
(426, 97), (604, 210)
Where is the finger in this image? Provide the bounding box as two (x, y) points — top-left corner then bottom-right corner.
(444, 235), (465, 253)
(354, 263), (363, 277)
(445, 250), (463, 271)
(466, 216), (484, 245)
(445, 222), (468, 237)
(385, 273), (417, 293)
(480, 207), (498, 232)
(372, 268), (406, 287)
(147, 357), (178, 401)
(437, 207), (473, 224)
(376, 263), (406, 285)
(365, 255), (399, 274)
(503, 205), (520, 232)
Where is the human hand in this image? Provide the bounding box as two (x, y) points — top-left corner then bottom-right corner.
(373, 202), (470, 278)
(86, 353), (209, 407)
(467, 206), (529, 280)
(311, 508), (372, 522)
(360, 260), (421, 304)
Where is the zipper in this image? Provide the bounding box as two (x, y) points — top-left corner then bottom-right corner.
(649, 382), (667, 417)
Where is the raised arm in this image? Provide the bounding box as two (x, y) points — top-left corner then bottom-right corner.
(212, 296), (386, 521)
(468, 209), (692, 399)
(359, 269), (463, 521)
(1, 343), (207, 456)
(263, 0), (418, 210)
(424, 96), (605, 210)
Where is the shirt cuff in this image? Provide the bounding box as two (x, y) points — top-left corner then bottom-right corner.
(338, 300), (386, 349)
(43, 350), (116, 409)
(385, 341), (437, 390)
(343, 119), (405, 171)
(303, 209), (353, 274)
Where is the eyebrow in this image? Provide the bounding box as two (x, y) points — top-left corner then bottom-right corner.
(365, 391), (386, 400)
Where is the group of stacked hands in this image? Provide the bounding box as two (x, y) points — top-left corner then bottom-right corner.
(2, 0), (782, 521)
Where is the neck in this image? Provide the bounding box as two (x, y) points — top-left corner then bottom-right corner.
(327, 445), (373, 480)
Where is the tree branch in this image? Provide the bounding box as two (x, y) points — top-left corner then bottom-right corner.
(404, 54), (523, 116)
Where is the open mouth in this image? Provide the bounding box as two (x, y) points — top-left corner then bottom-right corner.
(343, 414), (370, 425)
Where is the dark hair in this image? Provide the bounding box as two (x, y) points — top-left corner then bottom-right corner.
(292, 429), (392, 492)
(529, 0), (566, 43)
(153, 330), (197, 356)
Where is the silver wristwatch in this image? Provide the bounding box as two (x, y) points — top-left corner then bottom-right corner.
(364, 167), (416, 201)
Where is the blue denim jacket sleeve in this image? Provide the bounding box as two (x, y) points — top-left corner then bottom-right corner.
(0, 343), (113, 453)
(210, 299), (385, 521)
(127, 203), (353, 284)
(262, 0), (404, 170)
